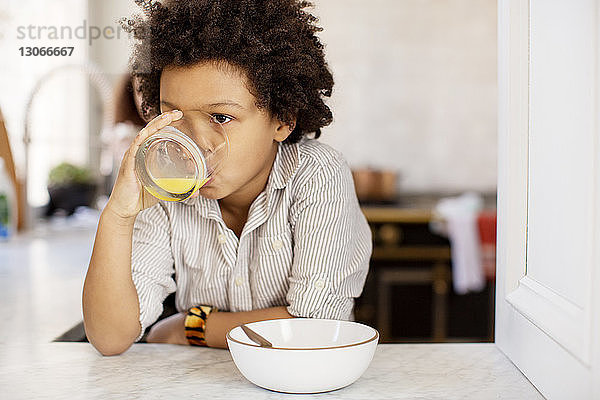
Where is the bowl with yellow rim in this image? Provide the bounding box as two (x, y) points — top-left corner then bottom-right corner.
(226, 318), (379, 394)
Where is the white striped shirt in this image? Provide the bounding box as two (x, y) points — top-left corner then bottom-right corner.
(131, 138), (372, 341)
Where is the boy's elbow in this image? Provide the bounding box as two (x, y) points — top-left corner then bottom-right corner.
(98, 346), (129, 357)
(92, 338), (135, 356)
(85, 324), (140, 356)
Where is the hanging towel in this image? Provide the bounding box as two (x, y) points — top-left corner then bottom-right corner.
(430, 192), (486, 294)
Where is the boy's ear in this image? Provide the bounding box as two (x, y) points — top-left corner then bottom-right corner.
(274, 119), (296, 143)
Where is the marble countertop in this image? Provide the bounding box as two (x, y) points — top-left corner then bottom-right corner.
(1, 343), (543, 400)
(0, 222), (543, 399)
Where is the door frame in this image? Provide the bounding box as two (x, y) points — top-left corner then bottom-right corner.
(496, 0), (599, 398)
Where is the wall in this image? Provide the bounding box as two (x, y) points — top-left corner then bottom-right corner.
(313, 0), (498, 193)
(87, 0), (136, 77)
(0, 0), (89, 207)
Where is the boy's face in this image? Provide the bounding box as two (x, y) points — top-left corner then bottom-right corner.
(159, 62), (292, 204)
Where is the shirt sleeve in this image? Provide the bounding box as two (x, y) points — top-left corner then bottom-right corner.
(286, 160), (372, 320)
(131, 203), (177, 341)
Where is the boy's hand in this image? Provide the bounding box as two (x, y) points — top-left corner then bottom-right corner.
(105, 109), (184, 220)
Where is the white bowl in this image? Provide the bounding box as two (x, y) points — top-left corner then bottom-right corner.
(226, 318), (379, 394)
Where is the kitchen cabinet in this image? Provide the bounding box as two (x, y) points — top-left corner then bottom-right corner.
(355, 193), (496, 343)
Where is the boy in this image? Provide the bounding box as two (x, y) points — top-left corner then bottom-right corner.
(82, 0), (372, 355)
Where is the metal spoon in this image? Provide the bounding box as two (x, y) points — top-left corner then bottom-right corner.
(241, 324), (273, 348)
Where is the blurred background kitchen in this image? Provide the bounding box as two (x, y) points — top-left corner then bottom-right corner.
(0, 0), (497, 344)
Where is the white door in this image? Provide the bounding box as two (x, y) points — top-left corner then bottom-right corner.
(496, 1), (600, 399)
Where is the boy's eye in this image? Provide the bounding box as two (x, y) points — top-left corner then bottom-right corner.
(211, 114), (233, 125)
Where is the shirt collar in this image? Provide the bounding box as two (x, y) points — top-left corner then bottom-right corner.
(267, 140), (300, 190)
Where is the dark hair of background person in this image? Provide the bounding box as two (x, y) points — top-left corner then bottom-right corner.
(121, 0), (334, 143)
(113, 73), (146, 127)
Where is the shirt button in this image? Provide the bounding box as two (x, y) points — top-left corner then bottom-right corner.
(235, 276), (243, 287)
(314, 279), (326, 290)
(217, 234), (227, 244)
(272, 239), (284, 251)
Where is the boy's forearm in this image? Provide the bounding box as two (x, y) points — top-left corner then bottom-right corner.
(82, 208), (142, 355)
(205, 306), (294, 348)
(148, 306), (295, 348)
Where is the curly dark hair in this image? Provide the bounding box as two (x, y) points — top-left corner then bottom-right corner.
(121, 0), (334, 143)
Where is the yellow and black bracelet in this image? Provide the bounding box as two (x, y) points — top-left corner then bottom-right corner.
(184, 305), (218, 346)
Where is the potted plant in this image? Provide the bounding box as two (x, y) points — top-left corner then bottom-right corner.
(45, 162), (97, 216)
